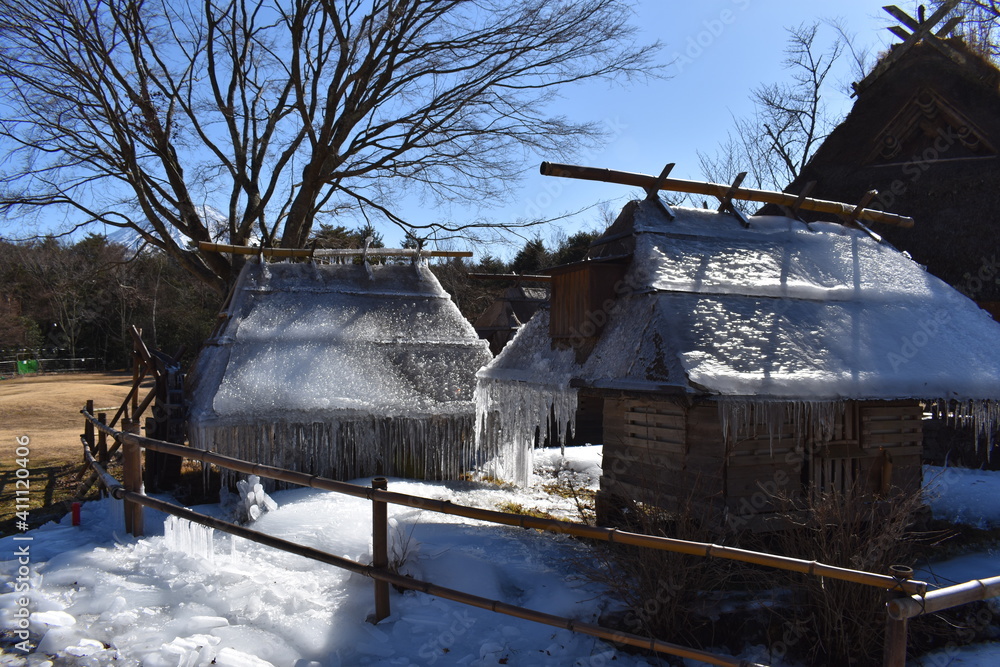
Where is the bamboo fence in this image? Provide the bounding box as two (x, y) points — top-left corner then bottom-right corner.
(79, 406), (999, 667)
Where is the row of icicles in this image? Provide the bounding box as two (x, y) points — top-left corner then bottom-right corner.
(190, 388), (1000, 487)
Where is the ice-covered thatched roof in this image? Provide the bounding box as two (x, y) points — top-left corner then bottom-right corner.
(188, 258), (491, 480)
(480, 200), (1000, 402)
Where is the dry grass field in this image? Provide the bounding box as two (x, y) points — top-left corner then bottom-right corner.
(0, 372), (143, 534)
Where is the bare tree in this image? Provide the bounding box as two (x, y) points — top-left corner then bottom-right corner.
(698, 23), (845, 192)
(0, 0), (659, 292)
(931, 0), (1000, 61)
(17, 237), (108, 362)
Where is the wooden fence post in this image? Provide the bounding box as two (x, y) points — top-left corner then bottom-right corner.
(131, 340), (140, 418)
(97, 413), (108, 463)
(884, 565), (912, 667)
(84, 400), (94, 454)
(371, 477), (390, 623)
(122, 424), (144, 538)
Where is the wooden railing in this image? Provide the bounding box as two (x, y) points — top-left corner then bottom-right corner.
(79, 406), (995, 667)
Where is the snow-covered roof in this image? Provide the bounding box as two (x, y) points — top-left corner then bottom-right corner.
(190, 258), (491, 426)
(481, 201), (1000, 401)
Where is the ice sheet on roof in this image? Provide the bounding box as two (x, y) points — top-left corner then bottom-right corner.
(628, 204), (953, 303)
(481, 202), (1000, 401)
(188, 259), (492, 481)
(665, 292), (1000, 399)
(196, 260), (488, 417)
(481, 305), (687, 392)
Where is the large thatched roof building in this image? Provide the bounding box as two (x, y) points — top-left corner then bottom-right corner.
(188, 258), (492, 481)
(476, 199), (1000, 528)
(473, 284), (549, 356)
(782, 37), (1000, 316)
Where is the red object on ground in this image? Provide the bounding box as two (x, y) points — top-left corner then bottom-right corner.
(72, 502), (81, 526)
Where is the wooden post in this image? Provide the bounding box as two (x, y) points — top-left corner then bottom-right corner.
(371, 477), (390, 623)
(122, 430), (144, 538)
(84, 400), (95, 454)
(131, 330), (141, 418)
(884, 565), (912, 667)
(97, 412), (108, 463)
(144, 417), (157, 490)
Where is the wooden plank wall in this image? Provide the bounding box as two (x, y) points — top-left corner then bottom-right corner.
(597, 395), (925, 528)
(859, 400), (923, 495)
(549, 263), (626, 343)
(598, 396), (728, 521)
(549, 269), (587, 340)
(600, 396), (687, 513)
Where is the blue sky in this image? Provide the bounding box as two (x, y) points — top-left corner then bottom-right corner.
(437, 0), (906, 255)
(13, 1), (915, 254)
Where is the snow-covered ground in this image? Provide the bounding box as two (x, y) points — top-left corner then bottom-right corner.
(4, 453), (1000, 666)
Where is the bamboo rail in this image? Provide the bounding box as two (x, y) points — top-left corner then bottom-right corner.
(539, 162), (916, 229)
(888, 575), (1000, 620)
(83, 444), (122, 493)
(199, 242), (472, 259)
(82, 431), (762, 667)
(81, 410), (928, 596)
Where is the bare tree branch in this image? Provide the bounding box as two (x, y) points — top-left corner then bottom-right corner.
(0, 0), (661, 292)
(698, 22), (846, 192)
(930, 0), (1000, 61)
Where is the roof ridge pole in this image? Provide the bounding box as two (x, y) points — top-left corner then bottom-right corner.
(884, 3), (967, 65)
(716, 172), (751, 228)
(538, 162), (915, 228)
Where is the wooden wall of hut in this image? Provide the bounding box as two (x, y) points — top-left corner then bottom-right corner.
(596, 396), (923, 531)
(549, 260), (627, 354)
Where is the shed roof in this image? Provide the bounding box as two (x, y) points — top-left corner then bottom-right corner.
(780, 39), (1000, 302)
(189, 258), (491, 427)
(480, 201), (1000, 401)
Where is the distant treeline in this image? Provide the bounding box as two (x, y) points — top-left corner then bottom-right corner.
(0, 234), (221, 370)
(0, 227), (599, 370)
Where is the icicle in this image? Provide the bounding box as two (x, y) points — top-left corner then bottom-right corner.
(968, 398), (1000, 459)
(163, 515), (215, 562)
(716, 398), (843, 454)
(473, 377), (578, 485)
(192, 412), (479, 486)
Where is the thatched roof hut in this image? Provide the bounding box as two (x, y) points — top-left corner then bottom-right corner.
(188, 258), (492, 481)
(473, 284), (549, 355)
(476, 199), (1000, 527)
(781, 38), (1000, 316)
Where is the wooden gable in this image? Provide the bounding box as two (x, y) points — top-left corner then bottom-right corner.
(865, 87), (996, 165)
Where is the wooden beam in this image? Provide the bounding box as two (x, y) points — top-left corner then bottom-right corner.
(199, 242), (472, 259)
(644, 163), (678, 220)
(784, 180), (817, 223)
(467, 273), (552, 282)
(853, 0), (962, 95)
(540, 162), (915, 228)
(716, 172), (751, 227)
(883, 5), (968, 66)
